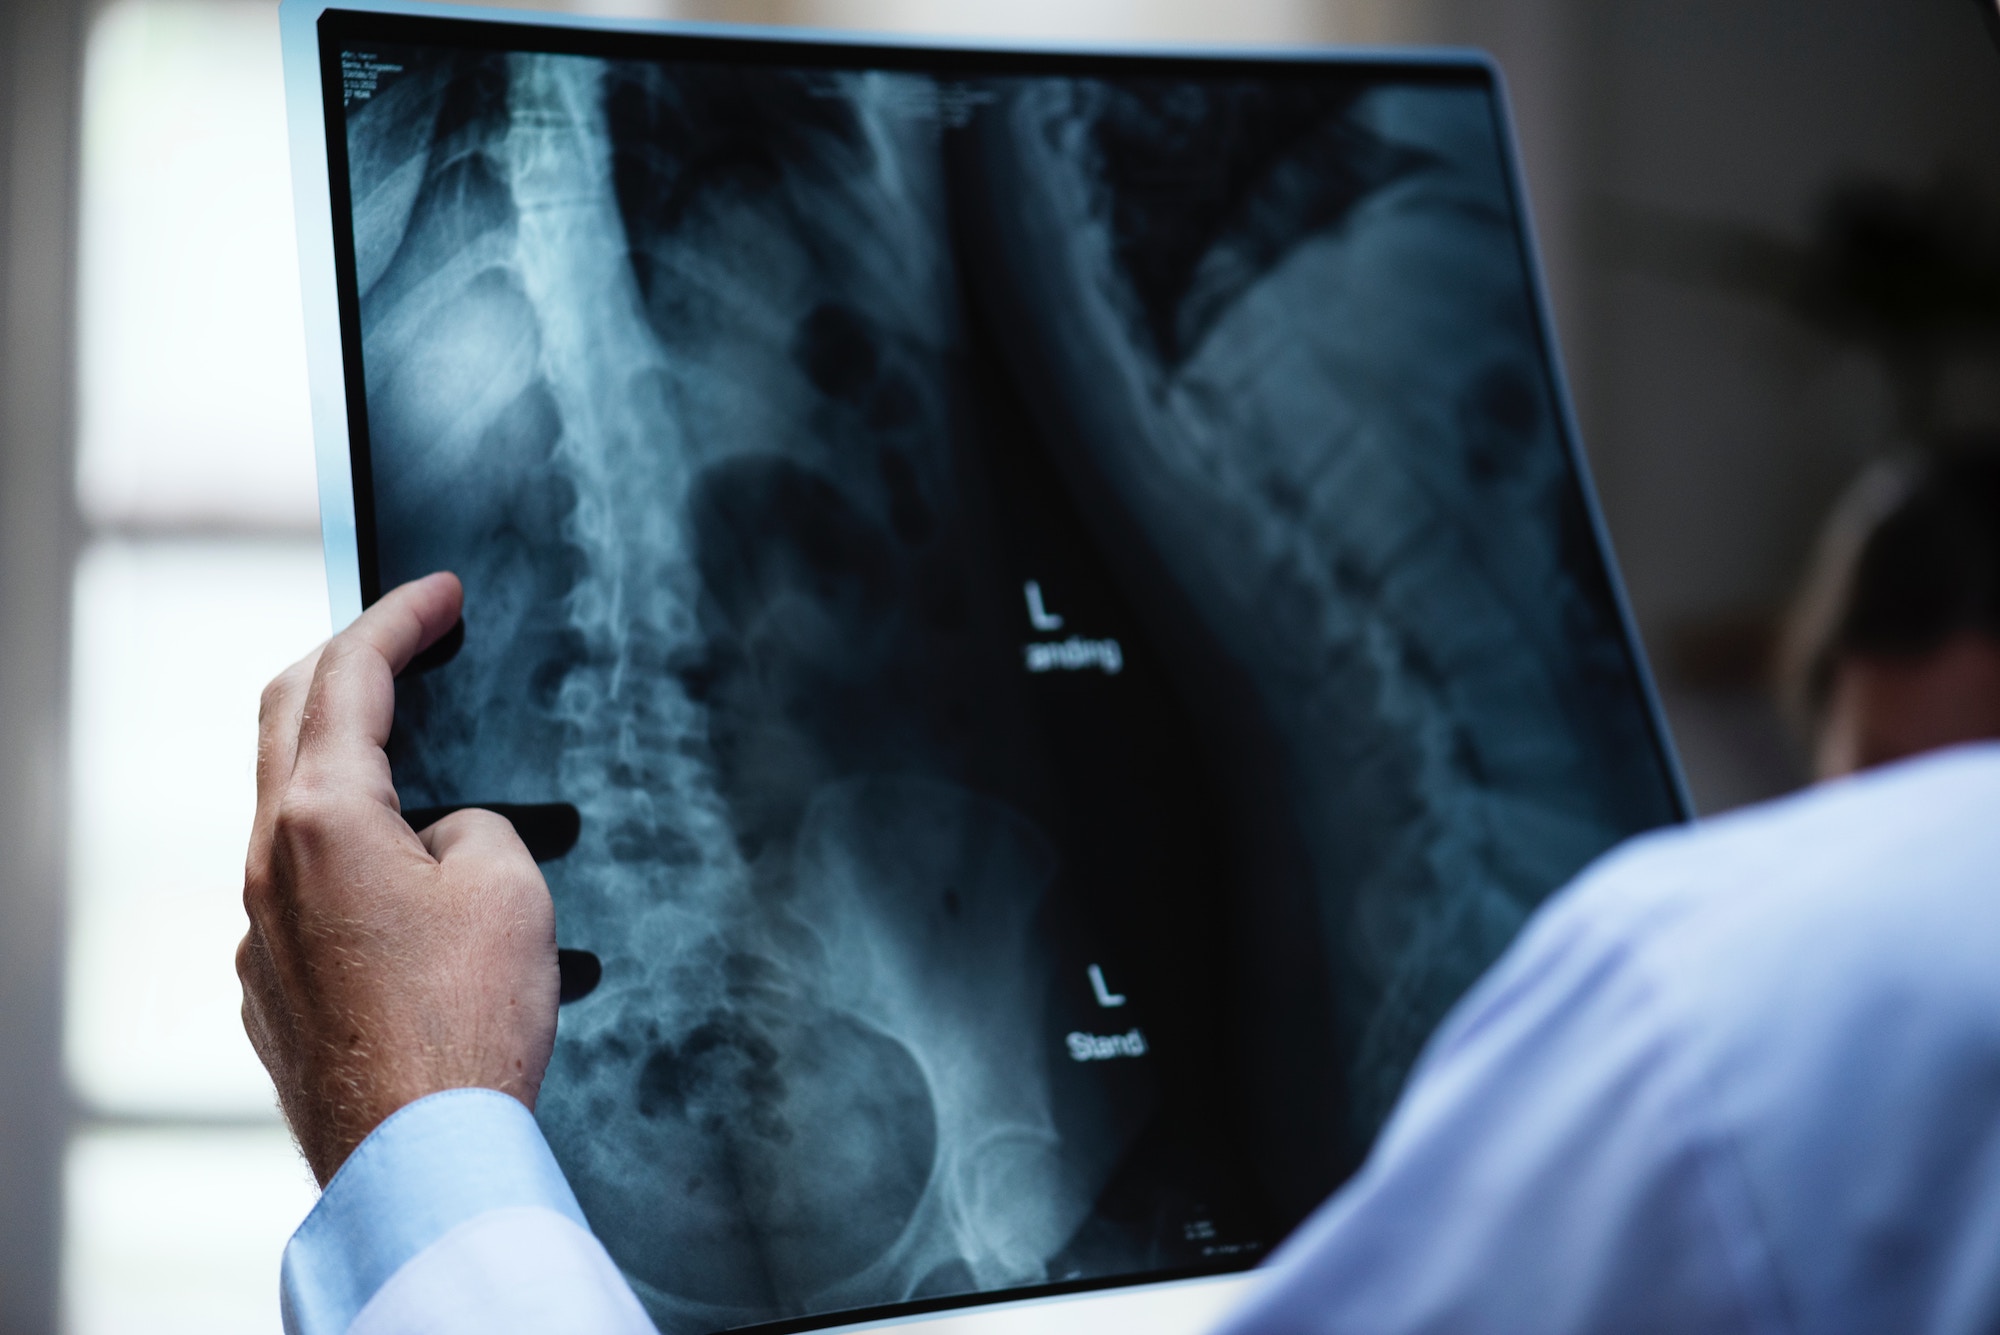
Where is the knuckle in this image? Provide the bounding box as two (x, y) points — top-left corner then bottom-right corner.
(242, 857), (295, 938)
(271, 786), (319, 841)
(258, 659), (313, 725)
(450, 806), (515, 840)
(310, 644), (350, 687)
(242, 866), (276, 918)
(271, 779), (349, 851)
(319, 635), (379, 682)
(437, 806), (531, 858)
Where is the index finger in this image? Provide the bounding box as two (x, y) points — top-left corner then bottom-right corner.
(290, 572), (464, 797)
(256, 647), (323, 801)
(246, 644), (326, 882)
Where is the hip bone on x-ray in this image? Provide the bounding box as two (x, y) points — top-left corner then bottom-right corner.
(336, 34), (1679, 1333)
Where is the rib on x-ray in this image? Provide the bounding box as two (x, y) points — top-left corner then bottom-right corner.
(335, 30), (1680, 1332)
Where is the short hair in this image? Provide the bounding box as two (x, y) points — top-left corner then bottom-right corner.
(1780, 449), (2000, 731)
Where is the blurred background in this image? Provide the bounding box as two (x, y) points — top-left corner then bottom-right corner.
(1, 0), (1996, 1330)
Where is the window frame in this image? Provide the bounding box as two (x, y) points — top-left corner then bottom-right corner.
(0, 0), (87, 1327)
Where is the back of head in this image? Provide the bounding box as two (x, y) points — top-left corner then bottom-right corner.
(1783, 449), (2000, 776)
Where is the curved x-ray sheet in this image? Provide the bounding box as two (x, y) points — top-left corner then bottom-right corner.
(333, 29), (1679, 1333)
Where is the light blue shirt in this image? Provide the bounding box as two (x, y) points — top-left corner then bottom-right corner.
(282, 743), (2000, 1334)
(281, 1089), (655, 1334)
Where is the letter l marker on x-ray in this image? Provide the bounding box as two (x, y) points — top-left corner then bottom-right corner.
(1089, 964), (1127, 1008)
(1025, 581), (1065, 631)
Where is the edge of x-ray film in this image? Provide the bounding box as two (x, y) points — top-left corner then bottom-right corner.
(282, 5), (1688, 1327)
(810, 1272), (1253, 1335)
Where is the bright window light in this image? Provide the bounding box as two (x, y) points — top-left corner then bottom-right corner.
(75, 0), (318, 529)
(62, 1127), (318, 1335)
(66, 539), (330, 1118)
(798, 0), (1350, 42)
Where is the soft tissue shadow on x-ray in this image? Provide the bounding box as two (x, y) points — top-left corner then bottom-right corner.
(953, 76), (1678, 1211)
(340, 41), (1679, 1333)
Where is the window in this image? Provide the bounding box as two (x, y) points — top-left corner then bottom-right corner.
(65, 2), (323, 1329)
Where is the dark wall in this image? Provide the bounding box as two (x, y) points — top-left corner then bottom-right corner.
(0, 0), (83, 1331)
(1423, 0), (2000, 809)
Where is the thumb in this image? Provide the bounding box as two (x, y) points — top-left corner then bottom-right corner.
(417, 807), (538, 872)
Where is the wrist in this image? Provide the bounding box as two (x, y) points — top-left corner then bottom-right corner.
(296, 1066), (540, 1186)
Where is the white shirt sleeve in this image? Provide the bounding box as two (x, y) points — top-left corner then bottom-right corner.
(1211, 843), (1792, 1335)
(280, 1087), (657, 1335)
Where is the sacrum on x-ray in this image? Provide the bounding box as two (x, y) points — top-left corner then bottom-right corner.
(311, 12), (1685, 1332)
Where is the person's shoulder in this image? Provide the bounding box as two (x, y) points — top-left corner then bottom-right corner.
(1454, 741), (2000, 1083)
(1538, 743), (2000, 1329)
(1295, 745), (2000, 1335)
(1555, 740), (2000, 965)
(1509, 740), (2000, 1139)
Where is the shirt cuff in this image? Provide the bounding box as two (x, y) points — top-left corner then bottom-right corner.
(280, 1088), (589, 1335)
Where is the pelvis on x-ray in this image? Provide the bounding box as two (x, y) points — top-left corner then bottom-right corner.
(342, 46), (1679, 1332)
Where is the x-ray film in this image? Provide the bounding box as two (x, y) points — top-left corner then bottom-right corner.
(289, 8), (1686, 1331)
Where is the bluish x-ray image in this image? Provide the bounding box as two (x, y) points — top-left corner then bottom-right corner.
(332, 22), (1681, 1332)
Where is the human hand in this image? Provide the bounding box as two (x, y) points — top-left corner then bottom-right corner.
(237, 572), (559, 1186)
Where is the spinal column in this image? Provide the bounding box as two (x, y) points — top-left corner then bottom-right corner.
(502, 56), (1090, 1331)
